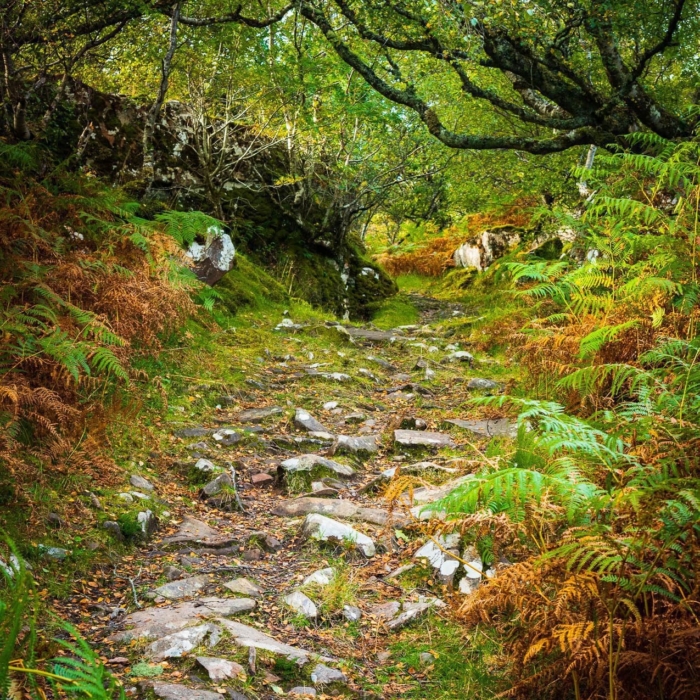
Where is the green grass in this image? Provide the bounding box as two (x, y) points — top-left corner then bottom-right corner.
(395, 273), (435, 293)
(370, 294), (420, 329)
(301, 559), (359, 615)
(368, 619), (503, 699)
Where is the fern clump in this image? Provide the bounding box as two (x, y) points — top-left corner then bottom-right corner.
(416, 138), (700, 700)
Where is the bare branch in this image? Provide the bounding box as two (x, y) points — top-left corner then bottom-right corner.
(176, 3), (294, 28)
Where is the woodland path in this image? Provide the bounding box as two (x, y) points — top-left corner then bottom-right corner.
(71, 293), (508, 700)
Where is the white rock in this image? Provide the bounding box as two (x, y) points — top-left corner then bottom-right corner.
(216, 619), (329, 663)
(154, 574), (211, 600)
(342, 605), (362, 622)
(459, 577), (481, 595)
(284, 591), (318, 619)
(147, 623), (220, 661)
(194, 458), (217, 473)
(302, 513), (376, 557)
(195, 656), (245, 681)
(280, 454), (354, 477)
(454, 244), (482, 270)
(302, 567), (336, 587)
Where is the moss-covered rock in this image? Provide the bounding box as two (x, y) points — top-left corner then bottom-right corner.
(215, 255), (289, 315)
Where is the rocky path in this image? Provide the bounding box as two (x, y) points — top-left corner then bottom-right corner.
(73, 296), (512, 699)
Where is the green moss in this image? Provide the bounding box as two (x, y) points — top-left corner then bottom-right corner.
(284, 465), (342, 494)
(130, 662), (164, 678)
(215, 254), (289, 315)
(370, 294), (420, 329)
(116, 511), (142, 540)
(345, 249), (397, 319)
(367, 619), (503, 699)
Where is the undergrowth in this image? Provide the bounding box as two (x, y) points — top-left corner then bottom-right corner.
(386, 136), (700, 700)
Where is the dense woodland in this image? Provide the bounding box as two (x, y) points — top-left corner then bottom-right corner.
(2, 2), (700, 699)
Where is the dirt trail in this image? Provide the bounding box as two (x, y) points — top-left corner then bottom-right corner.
(74, 294), (507, 699)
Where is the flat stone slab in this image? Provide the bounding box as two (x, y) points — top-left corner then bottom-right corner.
(443, 418), (515, 438)
(340, 326), (398, 342)
(367, 355), (398, 371)
(108, 597), (256, 642)
(394, 430), (455, 448)
(238, 406), (282, 423)
(273, 498), (394, 526)
(161, 515), (236, 548)
(467, 378), (501, 391)
(153, 574), (213, 600)
(174, 427), (212, 438)
(223, 578), (264, 598)
(302, 513), (376, 557)
(280, 454), (354, 478)
(196, 656), (245, 681)
(217, 618), (329, 663)
(284, 591), (318, 618)
(152, 683), (222, 700)
(369, 601), (401, 620)
(295, 408), (329, 433)
(147, 623), (220, 661)
(333, 434), (379, 456)
(404, 461), (459, 474)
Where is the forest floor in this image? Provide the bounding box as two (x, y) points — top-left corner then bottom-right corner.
(46, 276), (519, 699)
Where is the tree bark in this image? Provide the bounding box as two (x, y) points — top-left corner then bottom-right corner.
(143, 2), (181, 180)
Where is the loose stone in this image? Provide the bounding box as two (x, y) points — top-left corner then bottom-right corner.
(224, 577), (264, 598)
(301, 513), (376, 557)
(294, 408), (329, 433)
(130, 475), (154, 492)
(394, 429), (455, 448)
(284, 590), (318, 618)
(195, 656), (245, 681)
(311, 663), (346, 684)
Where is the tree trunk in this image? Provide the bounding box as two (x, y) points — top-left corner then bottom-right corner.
(143, 2), (181, 180)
